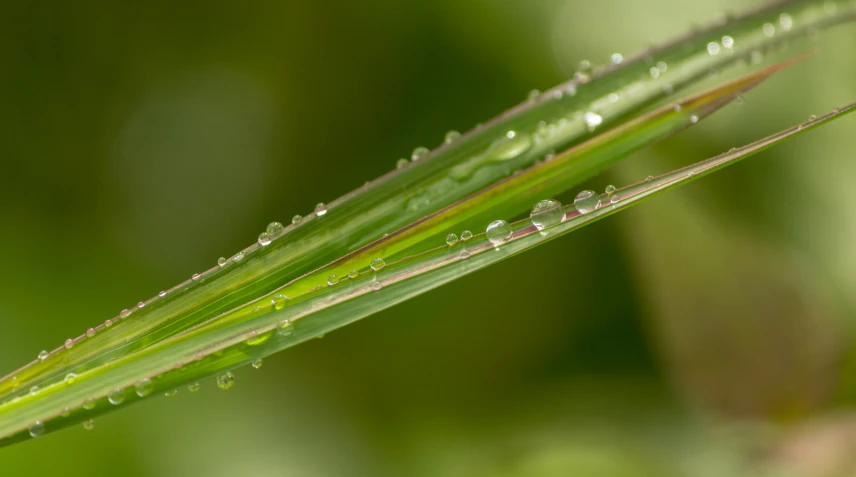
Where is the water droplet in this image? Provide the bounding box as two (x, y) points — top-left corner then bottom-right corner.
(188, 382), (200, 393)
(315, 203), (327, 216)
(104, 319), (113, 328)
(30, 386), (39, 396)
(82, 419), (95, 431)
(120, 309), (131, 318)
(459, 250), (470, 260)
(605, 185), (616, 195)
(611, 53), (623, 64)
(444, 130), (461, 144)
(64, 372), (77, 384)
(266, 222), (283, 236)
(258, 232), (272, 246)
(608, 93), (618, 103)
(64, 339), (74, 350)
(486, 220), (513, 246)
(530, 199), (565, 230)
(808, 114), (817, 121)
(216, 372), (235, 390)
(573, 191), (602, 214)
(370, 258), (385, 271)
(645, 175), (654, 182)
(164, 389), (177, 397)
(234, 251), (245, 262)
(673, 104), (682, 112)
(707, 42), (720, 55)
(446, 233), (459, 246)
(158, 290), (168, 297)
(37, 350), (48, 361)
(722, 35), (734, 49)
(371, 280), (383, 291)
(649, 67), (660, 78)
(271, 294), (288, 310)
(291, 215), (303, 224)
(83, 397), (96, 410)
(192, 273), (201, 281)
(108, 388), (125, 405)
(86, 328), (96, 337)
(584, 112), (603, 131)
(411, 147), (430, 161)
(348, 270), (359, 279)
(461, 230), (473, 241)
(252, 358), (263, 369)
(217, 257), (227, 267)
(135, 378), (153, 397)
(28, 421), (44, 438)
(579, 60), (591, 70)
(779, 13), (793, 30)
(762, 23), (775, 37)
(528, 89), (541, 101)
(277, 319), (293, 336)
(610, 194), (621, 204)
(327, 274), (339, 286)
(657, 61), (668, 73)
(690, 115), (699, 124)
(396, 158), (409, 169)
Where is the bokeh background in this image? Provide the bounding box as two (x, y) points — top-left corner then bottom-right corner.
(2, 0), (856, 476)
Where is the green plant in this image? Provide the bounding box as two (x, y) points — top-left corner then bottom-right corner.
(1, 0), (854, 446)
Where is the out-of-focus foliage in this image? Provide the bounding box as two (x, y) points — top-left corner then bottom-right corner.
(1, 0), (855, 476)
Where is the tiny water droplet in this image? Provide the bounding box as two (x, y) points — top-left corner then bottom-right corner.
(444, 130), (461, 144)
(573, 191), (601, 214)
(104, 319), (113, 327)
(605, 185), (616, 195)
(611, 53), (623, 64)
(584, 112), (603, 131)
(707, 42), (720, 55)
(83, 397), (96, 410)
(579, 60), (591, 70)
(315, 203), (327, 216)
(234, 251), (245, 262)
(65, 372), (77, 384)
(396, 158), (409, 169)
(722, 35), (734, 49)
(486, 220), (513, 246)
(370, 258), (385, 271)
(258, 232), (272, 246)
(808, 114), (817, 121)
(271, 294), (288, 310)
(530, 199), (565, 230)
(30, 386), (39, 396)
(528, 89), (541, 101)
(349, 270), (359, 279)
(645, 175), (654, 182)
(459, 250), (470, 260)
(188, 382), (200, 393)
(291, 215), (303, 224)
(690, 115), (699, 124)
(266, 221), (284, 236)
(461, 230), (473, 241)
(762, 23), (775, 37)
(411, 147), (429, 161)
(657, 61), (667, 73)
(327, 274), (339, 286)
(277, 319), (293, 336)
(120, 309), (131, 318)
(252, 359), (263, 369)
(649, 67), (660, 78)
(216, 372), (235, 390)
(610, 194), (621, 204)
(779, 13), (793, 30)
(135, 378), (153, 397)
(192, 273), (201, 281)
(37, 350), (48, 361)
(218, 257), (227, 267)
(446, 233), (459, 246)
(108, 388), (125, 405)
(371, 280), (383, 291)
(164, 389), (177, 397)
(608, 93), (618, 103)
(158, 290), (168, 297)
(82, 419), (95, 431)
(86, 328), (96, 337)
(28, 421), (44, 438)
(64, 339), (74, 350)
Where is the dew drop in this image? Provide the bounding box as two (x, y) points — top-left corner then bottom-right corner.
(64, 339), (74, 350)
(159, 290), (168, 297)
(120, 309), (131, 318)
(277, 319), (293, 336)
(371, 280), (383, 291)
(411, 147), (430, 161)
(252, 359), (263, 369)
(649, 67), (660, 78)
(216, 372), (235, 390)
(645, 175), (654, 182)
(461, 230), (473, 241)
(217, 257), (227, 267)
(271, 294), (288, 310)
(86, 328), (96, 338)
(134, 378), (153, 397)
(459, 250), (470, 260)
(37, 350), (49, 361)
(808, 114), (817, 121)
(64, 372), (77, 384)
(28, 421), (44, 438)
(30, 386), (39, 396)
(579, 60), (591, 70)
(348, 270), (359, 279)
(444, 130), (461, 144)
(779, 13), (793, 30)
(486, 220), (513, 246)
(528, 89), (541, 101)
(83, 397), (96, 410)
(530, 199), (565, 230)
(722, 35), (734, 49)
(584, 112), (603, 131)
(82, 419), (95, 431)
(707, 42), (720, 55)
(657, 61), (667, 73)
(370, 258), (385, 271)
(192, 273), (201, 281)
(108, 388), (125, 405)
(446, 233), (459, 246)
(611, 53), (623, 64)
(266, 221), (284, 236)
(315, 203), (328, 216)
(258, 232), (272, 246)
(573, 191), (601, 214)
(327, 274), (339, 286)
(164, 389), (177, 397)
(234, 251), (245, 262)
(104, 319), (113, 328)
(396, 158), (409, 169)
(608, 93), (618, 103)
(291, 215), (303, 225)
(762, 23), (775, 37)
(188, 382), (200, 393)
(610, 194), (621, 204)
(690, 115), (699, 124)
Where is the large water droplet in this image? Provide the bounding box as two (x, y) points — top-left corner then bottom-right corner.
(135, 378), (153, 397)
(258, 232), (272, 246)
(530, 199), (565, 230)
(573, 191), (601, 214)
(486, 220), (513, 246)
(271, 294), (288, 310)
(370, 258), (385, 271)
(82, 419), (95, 431)
(315, 203), (327, 216)
(108, 388), (125, 405)
(28, 421), (44, 438)
(461, 230), (473, 241)
(446, 233), (459, 246)
(216, 372), (235, 390)
(411, 147), (429, 161)
(266, 222), (284, 236)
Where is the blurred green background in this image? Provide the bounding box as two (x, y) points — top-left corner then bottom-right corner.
(2, 0), (856, 476)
